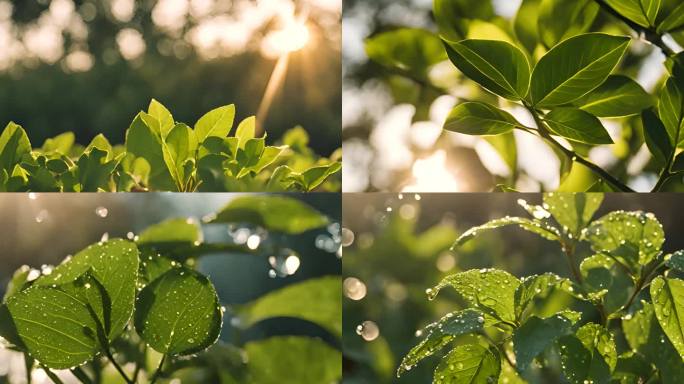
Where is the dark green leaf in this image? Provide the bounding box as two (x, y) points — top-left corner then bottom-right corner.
(365, 28), (447, 78)
(584, 211), (665, 269)
(35, 239), (139, 341)
(538, 0), (599, 48)
(428, 269), (520, 322)
(134, 267), (222, 356)
(650, 276), (684, 356)
(658, 76), (684, 147)
(297, 162), (342, 191)
(397, 308), (496, 376)
(211, 195), (328, 234)
(643, 108), (674, 166)
(604, 0), (661, 28)
(657, 1), (684, 31)
(444, 102), (524, 136)
(513, 311), (581, 371)
(7, 277), (101, 369)
(455, 217), (561, 247)
(666, 250), (684, 271)
(443, 39), (531, 100)
(434, 344), (500, 384)
(514, 0), (541, 54)
(75, 148), (118, 192)
(558, 323), (616, 384)
(623, 301), (684, 383)
(543, 107), (613, 145)
(580, 254), (634, 313)
(514, 273), (568, 319)
(237, 276), (341, 338)
(543, 192), (604, 235)
(531, 33), (630, 108)
(138, 218), (201, 245)
(575, 75), (653, 117)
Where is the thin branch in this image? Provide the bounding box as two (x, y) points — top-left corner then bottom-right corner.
(103, 348), (135, 384)
(40, 365), (65, 384)
(525, 106), (635, 192)
(149, 354), (167, 384)
(70, 367), (93, 384)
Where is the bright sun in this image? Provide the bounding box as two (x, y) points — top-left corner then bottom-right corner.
(262, 20), (311, 57)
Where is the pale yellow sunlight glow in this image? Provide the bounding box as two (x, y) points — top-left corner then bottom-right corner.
(402, 150), (461, 192)
(261, 19), (311, 58)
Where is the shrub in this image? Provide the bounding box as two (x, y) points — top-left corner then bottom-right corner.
(400, 193), (684, 383)
(0, 100), (341, 192)
(0, 195), (342, 383)
(363, 0), (684, 192)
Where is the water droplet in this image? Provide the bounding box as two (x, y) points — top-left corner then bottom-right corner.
(343, 277), (367, 301)
(356, 320), (380, 341)
(95, 206), (108, 218)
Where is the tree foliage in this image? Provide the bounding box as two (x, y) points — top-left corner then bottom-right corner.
(400, 193), (684, 383)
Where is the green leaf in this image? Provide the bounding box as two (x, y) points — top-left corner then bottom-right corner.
(397, 308), (496, 376)
(443, 39), (530, 100)
(531, 33), (630, 108)
(0, 122), (31, 173)
(237, 276), (341, 338)
(543, 192), (604, 235)
(84, 134), (113, 158)
(513, 311), (581, 371)
(650, 276), (684, 356)
(658, 76), (684, 147)
(666, 250), (684, 271)
(3, 266), (31, 302)
(125, 113), (176, 190)
(134, 267), (222, 356)
(434, 344), (500, 384)
(584, 211), (665, 269)
(623, 301), (684, 383)
(613, 352), (655, 383)
(643, 108), (674, 166)
(455, 217), (561, 247)
(537, 0), (599, 49)
(75, 148), (118, 192)
(365, 28), (447, 77)
(543, 107), (613, 145)
(444, 102), (524, 136)
(148, 99), (175, 137)
(297, 162), (342, 191)
(514, 273), (568, 319)
(194, 104), (236, 143)
(35, 239), (139, 341)
(165, 123), (198, 186)
(41, 132), (74, 155)
(558, 323), (616, 384)
(137, 218), (201, 246)
(580, 254), (633, 313)
(659, 2), (684, 32)
(428, 269), (520, 322)
(575, 75), (653, 117)
(605, 0), (661, 28)
(245, 336), (341, 384)
(514, 0), (541, 54)
(235, 117), (256, 149)
(7, 277), (101, 369)
(485, 132), (517, 173)
(211, 195), (328, 234)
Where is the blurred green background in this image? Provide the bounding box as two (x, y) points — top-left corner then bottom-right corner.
(342, 193), (684, 383)
(0, 0), (341, 155)
(0, 192), (341, 381)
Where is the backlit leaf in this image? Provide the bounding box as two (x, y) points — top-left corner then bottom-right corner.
(650, 277), (684, 356)
(444, 102), (524, 136)
(543, 107), (613, 145)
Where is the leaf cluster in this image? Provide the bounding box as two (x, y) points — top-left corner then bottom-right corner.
(0, 195), (342, 384)
(364, 0), (684, 192)
(400, 193), (684, 383)
(0, 100), (341, 192)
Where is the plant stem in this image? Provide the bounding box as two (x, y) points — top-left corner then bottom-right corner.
(70, 367), (94, 384)
(481, 333), (516, 369)
(41, 365), (65, 384)
(561, 241), (584, 285)
(149, 354), (167, 384)
(525, 106), (635, 192)
(104, 348), (134, 384)
(24, 354), (33, 384)
(593, 0), (676, 56)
